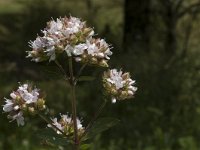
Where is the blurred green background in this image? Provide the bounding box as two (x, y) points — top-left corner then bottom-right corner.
(0, 0), (200, 149)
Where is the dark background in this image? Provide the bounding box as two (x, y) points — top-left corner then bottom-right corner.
(0, 0), (200, 149)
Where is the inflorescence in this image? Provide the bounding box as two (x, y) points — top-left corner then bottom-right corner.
(3, 15), (137, 141)
(103, 69), (137, 103)
(2, 83), (46, 126)
(48, 114), (84, 137)
(27, 16), (112, 67)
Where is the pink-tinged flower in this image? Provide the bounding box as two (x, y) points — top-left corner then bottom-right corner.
(27, 16), (94, 62)
(72, 38), (112, 67)
(48, 114), (84, 137)
(103, 69), (137, 103)
(2, 83), (46, 126)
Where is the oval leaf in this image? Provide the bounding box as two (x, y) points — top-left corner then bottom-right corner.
(80, 144), (91, 150)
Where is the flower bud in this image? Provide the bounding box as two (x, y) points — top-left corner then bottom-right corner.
(75, 57), (82, 62)
(42, 105), (46, 110)
(56, 45), (64, 52)
(15, 95), (21, 102)
(121, 91), (128, 97)
(28, 107), (35, 115)
(31, 51), (38, 56)
(103, 82), (111, 89)
(111, 89), (117, 95)
(71, 36), (79, 45)
(128, 90), (134, 95)
(99, 60), (108, 67)
(97, 53), (105, 58)
(83, 28), (92, 35)
(91, 57), (98, 64)
(112, 98), (117, 103)
(14, 105), (20, 111)
(122, 72), (130, 80)
(21, 104), (27, 111)
(37, 98), (46, 110)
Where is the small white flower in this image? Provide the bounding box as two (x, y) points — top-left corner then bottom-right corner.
(45, 46), (56, 61)
(76, 118), (83, 129)
(18, 84), (39, 104)
(59, 17), (84, 37)
(3, 83), (45, 126)
(64, 45), (74, 56)
(19, 84), (28, 91)
(47, 18), (63, 35)
(73, 38), (112, 67)
(66, 17), (84, 34)
(103, 69), (137, 103)
(75, 57), (82, 62)
(73, 44), (87, 55)
(62, 114), (72, 123)
(27, 16), (95, 62)
(13, 105), (20, 111)
(29, 37), (45, 49)
(108, 69), (124, 90)
(12, 111), (25, 126)
(112, 98), (117, 103)
(10, 92), (16, 99)
(3, 98), (14, 112)
(48, 114), (84, 136)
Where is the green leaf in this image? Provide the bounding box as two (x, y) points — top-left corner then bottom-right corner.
(80, 144), (91, 150)
(83, 117), (120, 140)
(78, 76), (95, 81)
(37, 128), (72, 147)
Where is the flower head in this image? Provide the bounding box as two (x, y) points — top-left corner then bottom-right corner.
(103, 69), (137, 103)
(72, 38), (112, 67)
(2, 83), (46, 126)
(27, 16), (94, 62)
(27, 16), (113, 67)
(48, 114), (84, 137)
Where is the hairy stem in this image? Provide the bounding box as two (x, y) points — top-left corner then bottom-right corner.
(68, 57), (79, 149)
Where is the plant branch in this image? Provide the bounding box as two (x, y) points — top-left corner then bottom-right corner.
(80, 100), (107, 140)
(68, 57), (79, 149)
(54, 60), (69, 81)
(37, 112), (65, 135)
(74, 64), (87, 84)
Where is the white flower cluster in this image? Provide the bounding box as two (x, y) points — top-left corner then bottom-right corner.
(27, 16), (112, 67)
(103, 69), (137, 103)
(72, 38), (112, 67)
(2, 83), (46, 126)
(48, 114), (84, 137)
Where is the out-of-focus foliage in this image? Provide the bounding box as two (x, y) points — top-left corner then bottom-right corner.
(0, 0), (200, 149)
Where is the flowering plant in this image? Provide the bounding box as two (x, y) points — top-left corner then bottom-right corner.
(3, 16), (137, 150)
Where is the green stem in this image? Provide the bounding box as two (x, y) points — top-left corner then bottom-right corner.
(68, 57), (79, 149)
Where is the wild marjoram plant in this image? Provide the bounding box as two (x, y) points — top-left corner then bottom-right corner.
(2, 16), (137, 150)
